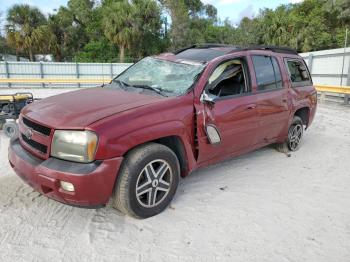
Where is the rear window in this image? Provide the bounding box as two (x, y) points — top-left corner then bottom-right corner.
(252, 55), (283, 91)
(285, 59), (311, 86)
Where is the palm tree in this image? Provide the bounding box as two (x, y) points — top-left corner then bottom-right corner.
(131, 0), (162, 58)
(6, 4), (46, 61)
(6, 31), (23, 60)
(102, 0), (134, 63)
(261, 7), (290, 47)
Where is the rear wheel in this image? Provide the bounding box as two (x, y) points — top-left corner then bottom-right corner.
(276, 116), (304, 153)
(112, 143), (180, 219)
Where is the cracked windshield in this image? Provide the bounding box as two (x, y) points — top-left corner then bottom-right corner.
(114, 57), (205, 96)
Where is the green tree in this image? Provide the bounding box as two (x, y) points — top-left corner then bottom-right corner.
(6, 4), (47, 61)
(161, 0), (218, 49)
(102, 0), (162, 62)
(290, 0), (333, 51)
(4, 0), (349, 62)
(74, 39), (118, 62)
(45, 0), (97, 61)
(129, 0), (163, 58)
(102, 0), (134, 62)
(259, 6), (291, 47)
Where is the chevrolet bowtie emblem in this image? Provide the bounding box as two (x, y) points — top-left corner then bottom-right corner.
(24, 128), (33, 140)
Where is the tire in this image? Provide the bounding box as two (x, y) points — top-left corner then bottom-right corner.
(3, 121), (19, 139)
(276, 116), (304, 153)
(112, 143), (180, 219)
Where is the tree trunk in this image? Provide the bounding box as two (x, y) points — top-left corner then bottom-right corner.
(16, 49), (20, 61)
(119, 46), (125, 63)
(56, 49), (62, 62)
(29, 48), (34, 62)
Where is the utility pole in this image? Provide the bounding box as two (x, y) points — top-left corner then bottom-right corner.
(340, 28), (348, 86)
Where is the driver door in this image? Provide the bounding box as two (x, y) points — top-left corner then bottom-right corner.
(195, 57), (259, 165)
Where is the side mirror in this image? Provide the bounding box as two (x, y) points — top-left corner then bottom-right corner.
(205, 124), (221, 144)
(200, 92), (216, 104)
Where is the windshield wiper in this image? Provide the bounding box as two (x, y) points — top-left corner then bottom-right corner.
(111, 79), (129, 90)
(132, 84), (169, 97)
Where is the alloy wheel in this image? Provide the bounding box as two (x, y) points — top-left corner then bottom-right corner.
(135, 159), (172, 208)
(288, 123), (303, 151)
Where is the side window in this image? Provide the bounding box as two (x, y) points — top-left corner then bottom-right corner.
(252, 55), (283, 91)
(207, 57), (250, 98)
(285, 59), (311, 85)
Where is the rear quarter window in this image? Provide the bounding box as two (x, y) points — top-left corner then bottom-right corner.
(285, 59), (312, 87)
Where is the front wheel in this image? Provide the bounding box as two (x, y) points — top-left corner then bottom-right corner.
(276, 116), (304, 153)
(112, 143), (180, 219)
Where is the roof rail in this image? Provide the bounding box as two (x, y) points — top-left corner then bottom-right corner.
(243, 45), (298, 55)
(173, 43), (237, 54)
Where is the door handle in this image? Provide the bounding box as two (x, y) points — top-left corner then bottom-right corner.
(246, 104), (256, 110)
(282, 98), (288, 103)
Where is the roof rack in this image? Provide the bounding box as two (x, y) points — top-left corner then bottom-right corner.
(243, 45), (298, 55)
(173, 43), (237, 54)
(171, 44), (298, 62)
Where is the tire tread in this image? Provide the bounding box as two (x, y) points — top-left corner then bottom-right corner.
(275, 116), (303, 153)
(112, 143), (180, 219)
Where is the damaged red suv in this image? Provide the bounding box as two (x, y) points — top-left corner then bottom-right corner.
(9, 45), (317, 218)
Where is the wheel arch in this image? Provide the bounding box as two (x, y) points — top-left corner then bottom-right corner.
(154, 136), (188, 177)
(122, 135), (189, 177)
(294, 107), (310, 127)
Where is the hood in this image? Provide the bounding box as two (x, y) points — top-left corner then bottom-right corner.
(22, 87), (163, 129)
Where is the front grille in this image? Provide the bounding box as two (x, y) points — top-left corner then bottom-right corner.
(23, 117), (51, 136)
(21, 134), (48, 154)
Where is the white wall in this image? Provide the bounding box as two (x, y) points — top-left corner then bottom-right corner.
(300, 47), (350, 86)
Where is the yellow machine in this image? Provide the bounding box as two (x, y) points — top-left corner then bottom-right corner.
(0, 93), (34, 137)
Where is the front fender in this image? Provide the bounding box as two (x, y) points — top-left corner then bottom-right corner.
(94, 120), (197, 173)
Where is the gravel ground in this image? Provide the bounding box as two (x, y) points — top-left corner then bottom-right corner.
(0, 89), (350, 262)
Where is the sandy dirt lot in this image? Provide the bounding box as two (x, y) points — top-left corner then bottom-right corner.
(0, 89), (349, 262)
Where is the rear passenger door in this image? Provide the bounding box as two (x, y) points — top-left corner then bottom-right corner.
(250, 55), (290, 143)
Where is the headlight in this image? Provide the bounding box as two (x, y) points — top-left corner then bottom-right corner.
(51, 130), (98, 163)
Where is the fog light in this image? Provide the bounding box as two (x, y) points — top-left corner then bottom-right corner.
(60, 181), (75, 192)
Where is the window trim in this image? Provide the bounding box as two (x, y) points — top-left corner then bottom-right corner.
(271, 56), (284, 90)
(284, 58), (312, 88)
(251, 54), (284, 93)
(203, 56), (253, 102)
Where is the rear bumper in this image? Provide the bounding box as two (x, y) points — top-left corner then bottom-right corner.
(8, 139), (123, 207)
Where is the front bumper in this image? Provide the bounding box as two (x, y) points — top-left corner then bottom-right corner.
(8, 139), (123, 207)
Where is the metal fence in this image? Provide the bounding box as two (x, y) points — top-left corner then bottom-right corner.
(300, 47), (350, 103)
(0, 62), (132, 88)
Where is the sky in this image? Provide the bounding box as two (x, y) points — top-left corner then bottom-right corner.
(0, 0), (304, 25)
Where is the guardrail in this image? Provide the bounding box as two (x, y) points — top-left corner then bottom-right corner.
(315, 84), (350, 94)
(315, 84), (350, 104)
